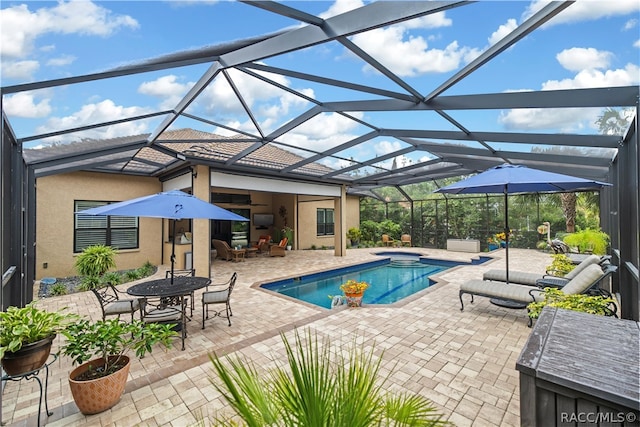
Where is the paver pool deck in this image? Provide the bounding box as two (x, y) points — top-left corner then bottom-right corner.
(2, 247), (554, 426)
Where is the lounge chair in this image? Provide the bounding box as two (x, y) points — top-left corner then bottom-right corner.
(213, 239), (245, 262)
(269, 237), (288, 257)
(400, 234), (411, 247)
(382, 234), (395, 247)
(482, 254), (601, 286)
(252, 234), (271, 254)
(459, 264), (615, 325)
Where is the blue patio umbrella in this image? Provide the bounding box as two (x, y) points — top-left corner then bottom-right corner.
(77, 190), (249, 278)
(434, 164), (611, 283)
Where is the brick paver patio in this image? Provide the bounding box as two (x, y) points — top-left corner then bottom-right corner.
(2, 247), (552, 426)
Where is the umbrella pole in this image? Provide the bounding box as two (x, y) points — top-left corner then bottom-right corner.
(504, 189), (509, 284)
(170, 219), (176, 284)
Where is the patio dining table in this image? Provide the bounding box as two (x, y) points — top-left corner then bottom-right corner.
(127, 276), (211, 350)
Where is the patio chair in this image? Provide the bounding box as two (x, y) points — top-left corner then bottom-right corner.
(382, 234), (395, 246)
(400, 234), (411, 247)
(91, 284), (141, 322)
(166, 269), (196, 316)
(459, 264), (615, 326)
(269, 237), (288, 257)
(252, 234), (271, 254)
(140, 296), (186, 350)
(213, 239), (245, 262)
(482, 254), (601, 286)
(202, 272), (237, 329)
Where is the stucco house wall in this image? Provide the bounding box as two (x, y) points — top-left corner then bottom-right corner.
(298, 196), (360, 250)
(35, 171), (358, 280)
(36, 172), (162, 279)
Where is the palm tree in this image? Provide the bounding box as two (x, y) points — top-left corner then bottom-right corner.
(560, 192), (577, 233)
(595, 107), (631, 135)
(209, 328), (450, 427)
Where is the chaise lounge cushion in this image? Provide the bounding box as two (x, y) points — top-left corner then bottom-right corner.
(461, 263), (605, 308)
(482, 254), (601, 285)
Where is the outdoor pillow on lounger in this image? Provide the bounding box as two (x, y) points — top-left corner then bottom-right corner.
(482, 254), (601, 286)
(459, 264), (605, 325)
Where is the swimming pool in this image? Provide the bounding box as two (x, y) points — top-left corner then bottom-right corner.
(261, 254), (489, 308)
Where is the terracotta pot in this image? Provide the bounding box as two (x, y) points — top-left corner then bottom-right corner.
(1, 335), (55, 376)
(344, 292), (364, 307)
(68, 355), (131, 415)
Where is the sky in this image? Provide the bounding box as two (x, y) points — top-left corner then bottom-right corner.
(1, 0), (639, 168)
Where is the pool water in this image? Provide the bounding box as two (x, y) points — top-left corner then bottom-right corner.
(261, 255), (480, 308)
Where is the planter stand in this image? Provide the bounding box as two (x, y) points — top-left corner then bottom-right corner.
(1, 353), (57, 426)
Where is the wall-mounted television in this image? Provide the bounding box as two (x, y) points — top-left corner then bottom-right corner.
(253, 213), (274, 228)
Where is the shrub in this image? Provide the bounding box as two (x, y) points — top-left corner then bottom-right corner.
(75, 245), (116, 278)
(528, 288), (617, 319)
(546, 254), (574, 277)
(78, 275), (101, 291)
(562, 229), (610, 255)
(49, 282), (68, 296)
(101, 272), (123, 286)
(210, 329), (449, 426)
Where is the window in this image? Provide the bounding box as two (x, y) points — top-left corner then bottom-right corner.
(317, 208), (334, 236)
(74, 201), (138, 253)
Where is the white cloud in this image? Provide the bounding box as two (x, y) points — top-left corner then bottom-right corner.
(499, 62), (640, 131)
(0, 1), (138, 59)
(556, 47), (613, 72)
(1, 60), (40, 79)
(352, 27), (481, 76)
(488, 19), (518, 46)
(542, 63), (640, 90)
(35, 99), (152, 142)
(3, 92), (52, 118)
(634, 39), (640, 48)
(623, 18), (638, 30)
(524, 0), (640, 27)
(374, 140), (403, 156)
(319, 0), (364, 19)
(138, 75), (194, 110)
(46, 55), (76, 67)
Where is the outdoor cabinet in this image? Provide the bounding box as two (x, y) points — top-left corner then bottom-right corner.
(516, 307), (640, 427)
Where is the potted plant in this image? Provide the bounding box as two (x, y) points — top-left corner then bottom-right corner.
(487, 236), (499, 251)
(340, 279), (369, 307)
(282, 225), (294, 249)
(0, 303), (78, 376)
(60, 318), (177, 415)
(346, 227), (362, 247)
(527, 287), (617, 320)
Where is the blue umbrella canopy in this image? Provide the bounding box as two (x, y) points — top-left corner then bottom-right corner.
(435, 164), (611, 283)
(78, 190), (248, 277)
(434, 164), (611, 195)
(78, 189), (249, 221)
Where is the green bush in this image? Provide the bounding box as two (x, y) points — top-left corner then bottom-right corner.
(78, 275), (101, 291)
(101, 271), (123, 286)
(210, 328), (450, 426)
(562, 229), (610, 255)
(75, 245), (116, 278)
(359, 220), (380, 242)
(545, 254), (574, 277)
(528, 288), (617, 319)
(49, 282), (68, 296)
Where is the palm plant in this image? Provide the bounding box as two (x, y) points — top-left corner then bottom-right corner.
(209, 329), (450, 427)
